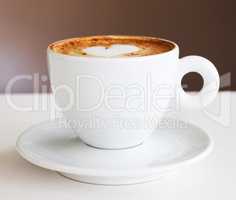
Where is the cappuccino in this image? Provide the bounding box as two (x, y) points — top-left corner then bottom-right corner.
(49, 35), (175, 58)
(48, 35), (220, 149)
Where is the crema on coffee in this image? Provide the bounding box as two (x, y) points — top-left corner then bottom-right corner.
(49, 35), (175, 58)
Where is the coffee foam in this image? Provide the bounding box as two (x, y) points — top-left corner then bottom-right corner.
(49, 35), (175, 58)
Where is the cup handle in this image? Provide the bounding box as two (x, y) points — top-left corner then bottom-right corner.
(178, 55), (220, 109)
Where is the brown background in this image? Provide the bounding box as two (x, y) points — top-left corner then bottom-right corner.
(0, 0), (235, 93)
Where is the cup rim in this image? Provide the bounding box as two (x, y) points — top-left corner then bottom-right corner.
(47, 35), (179, 61)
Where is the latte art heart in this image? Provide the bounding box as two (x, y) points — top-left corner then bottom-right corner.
(83, 44), (140, 57)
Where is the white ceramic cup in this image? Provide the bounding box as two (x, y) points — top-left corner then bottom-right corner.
(47, 36), (220, 149)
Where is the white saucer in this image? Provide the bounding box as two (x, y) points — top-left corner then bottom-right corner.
(16, 119), (212, 185)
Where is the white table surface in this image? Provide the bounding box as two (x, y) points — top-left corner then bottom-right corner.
(0, 92), (235, 200)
